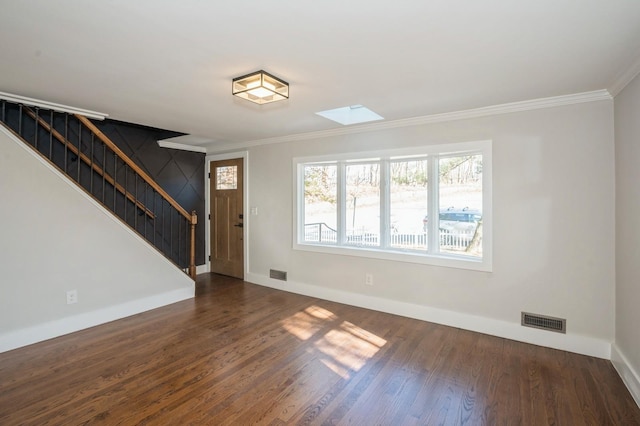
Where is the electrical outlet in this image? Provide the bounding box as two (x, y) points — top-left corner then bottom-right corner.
(365, 273), (374, 286)
(66, 290), (78, 304)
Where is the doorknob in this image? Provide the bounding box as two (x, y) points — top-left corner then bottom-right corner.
(234, 223), (243, 228)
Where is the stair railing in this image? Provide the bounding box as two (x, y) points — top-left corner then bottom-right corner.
(0, 100), (198, 278)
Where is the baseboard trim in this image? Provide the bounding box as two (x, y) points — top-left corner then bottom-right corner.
(0, 286), (194, 354)
(196, 264), (209, 275)
(611, 344), (640, 407)
(245, 272), (611, 359)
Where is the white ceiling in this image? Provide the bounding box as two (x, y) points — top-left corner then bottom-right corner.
(1, 1), (640, 150)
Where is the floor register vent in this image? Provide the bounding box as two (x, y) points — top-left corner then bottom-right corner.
(521, 312), (566, 334)
(270, 269), (287, 281)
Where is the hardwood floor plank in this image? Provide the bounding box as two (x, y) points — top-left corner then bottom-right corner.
(287, 313), (402, 424)
(311, 327), (409, 424)
(328, 322), (438, 424)
(1, 273), (639, 425)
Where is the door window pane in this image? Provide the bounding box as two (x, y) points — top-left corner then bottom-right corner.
(303, 164), (337, 243)
(438, 155), (483, 257)
(216, 166), (237, 190)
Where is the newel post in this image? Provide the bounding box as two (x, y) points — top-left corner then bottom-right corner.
(189, 211), (197, 279)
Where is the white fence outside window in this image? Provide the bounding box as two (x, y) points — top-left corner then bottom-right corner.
(304, 223), (475, 252)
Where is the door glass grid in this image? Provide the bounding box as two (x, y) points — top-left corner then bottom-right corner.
(216, 166), (237, 190)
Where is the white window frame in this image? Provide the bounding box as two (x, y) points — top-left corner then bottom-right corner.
(293, 140), (492, 272)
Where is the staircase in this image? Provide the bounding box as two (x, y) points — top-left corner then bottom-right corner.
(0, 98), (198, 278)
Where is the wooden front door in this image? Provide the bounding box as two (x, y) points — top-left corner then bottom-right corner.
(210, 158), (244, 279)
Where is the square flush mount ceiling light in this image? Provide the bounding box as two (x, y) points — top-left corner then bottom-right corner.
(232, 70), (289, 105)
(316, 105), (383, 125)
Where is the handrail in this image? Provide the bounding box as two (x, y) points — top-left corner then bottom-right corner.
(0, 99), (198, 279)
(75, 115), (193, 222)
(23, 107), (155, 219)
(75, 114), (198, 279)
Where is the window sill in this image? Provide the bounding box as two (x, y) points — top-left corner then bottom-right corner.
(293, 242), (492, 272)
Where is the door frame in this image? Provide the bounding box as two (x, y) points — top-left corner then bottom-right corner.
(205, 150), (249, 276)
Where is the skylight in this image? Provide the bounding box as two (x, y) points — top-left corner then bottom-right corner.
(316, 105), (383, 126)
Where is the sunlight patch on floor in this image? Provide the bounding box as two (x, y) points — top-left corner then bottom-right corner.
(281, 305), (387, 379)
(281, 310), (323, 341)
(305, 305), (338, 321)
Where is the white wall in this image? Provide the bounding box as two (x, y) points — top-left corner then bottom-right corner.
(245, 100), (615, 358)
(613, 72), (640, 404)
(0, 126), (194, 352)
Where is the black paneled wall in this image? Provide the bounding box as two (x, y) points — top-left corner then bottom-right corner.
(95, 120), (206, 266)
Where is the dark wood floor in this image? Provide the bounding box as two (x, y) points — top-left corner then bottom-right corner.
(1, 274), (639, 425)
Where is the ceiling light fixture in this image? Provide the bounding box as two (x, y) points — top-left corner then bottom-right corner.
(232, 70), (289, 105)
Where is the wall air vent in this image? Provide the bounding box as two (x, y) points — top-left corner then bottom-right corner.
(269, 269), (287, 281)
(521, 312), (566, 334)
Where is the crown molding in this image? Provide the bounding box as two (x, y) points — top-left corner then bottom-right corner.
(157, 135), (212, 153)
(157, 140), (208, 153)
(0, 91), (108, 120)
(209, 90), (612, 152)
(608, 53), (640, 97)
